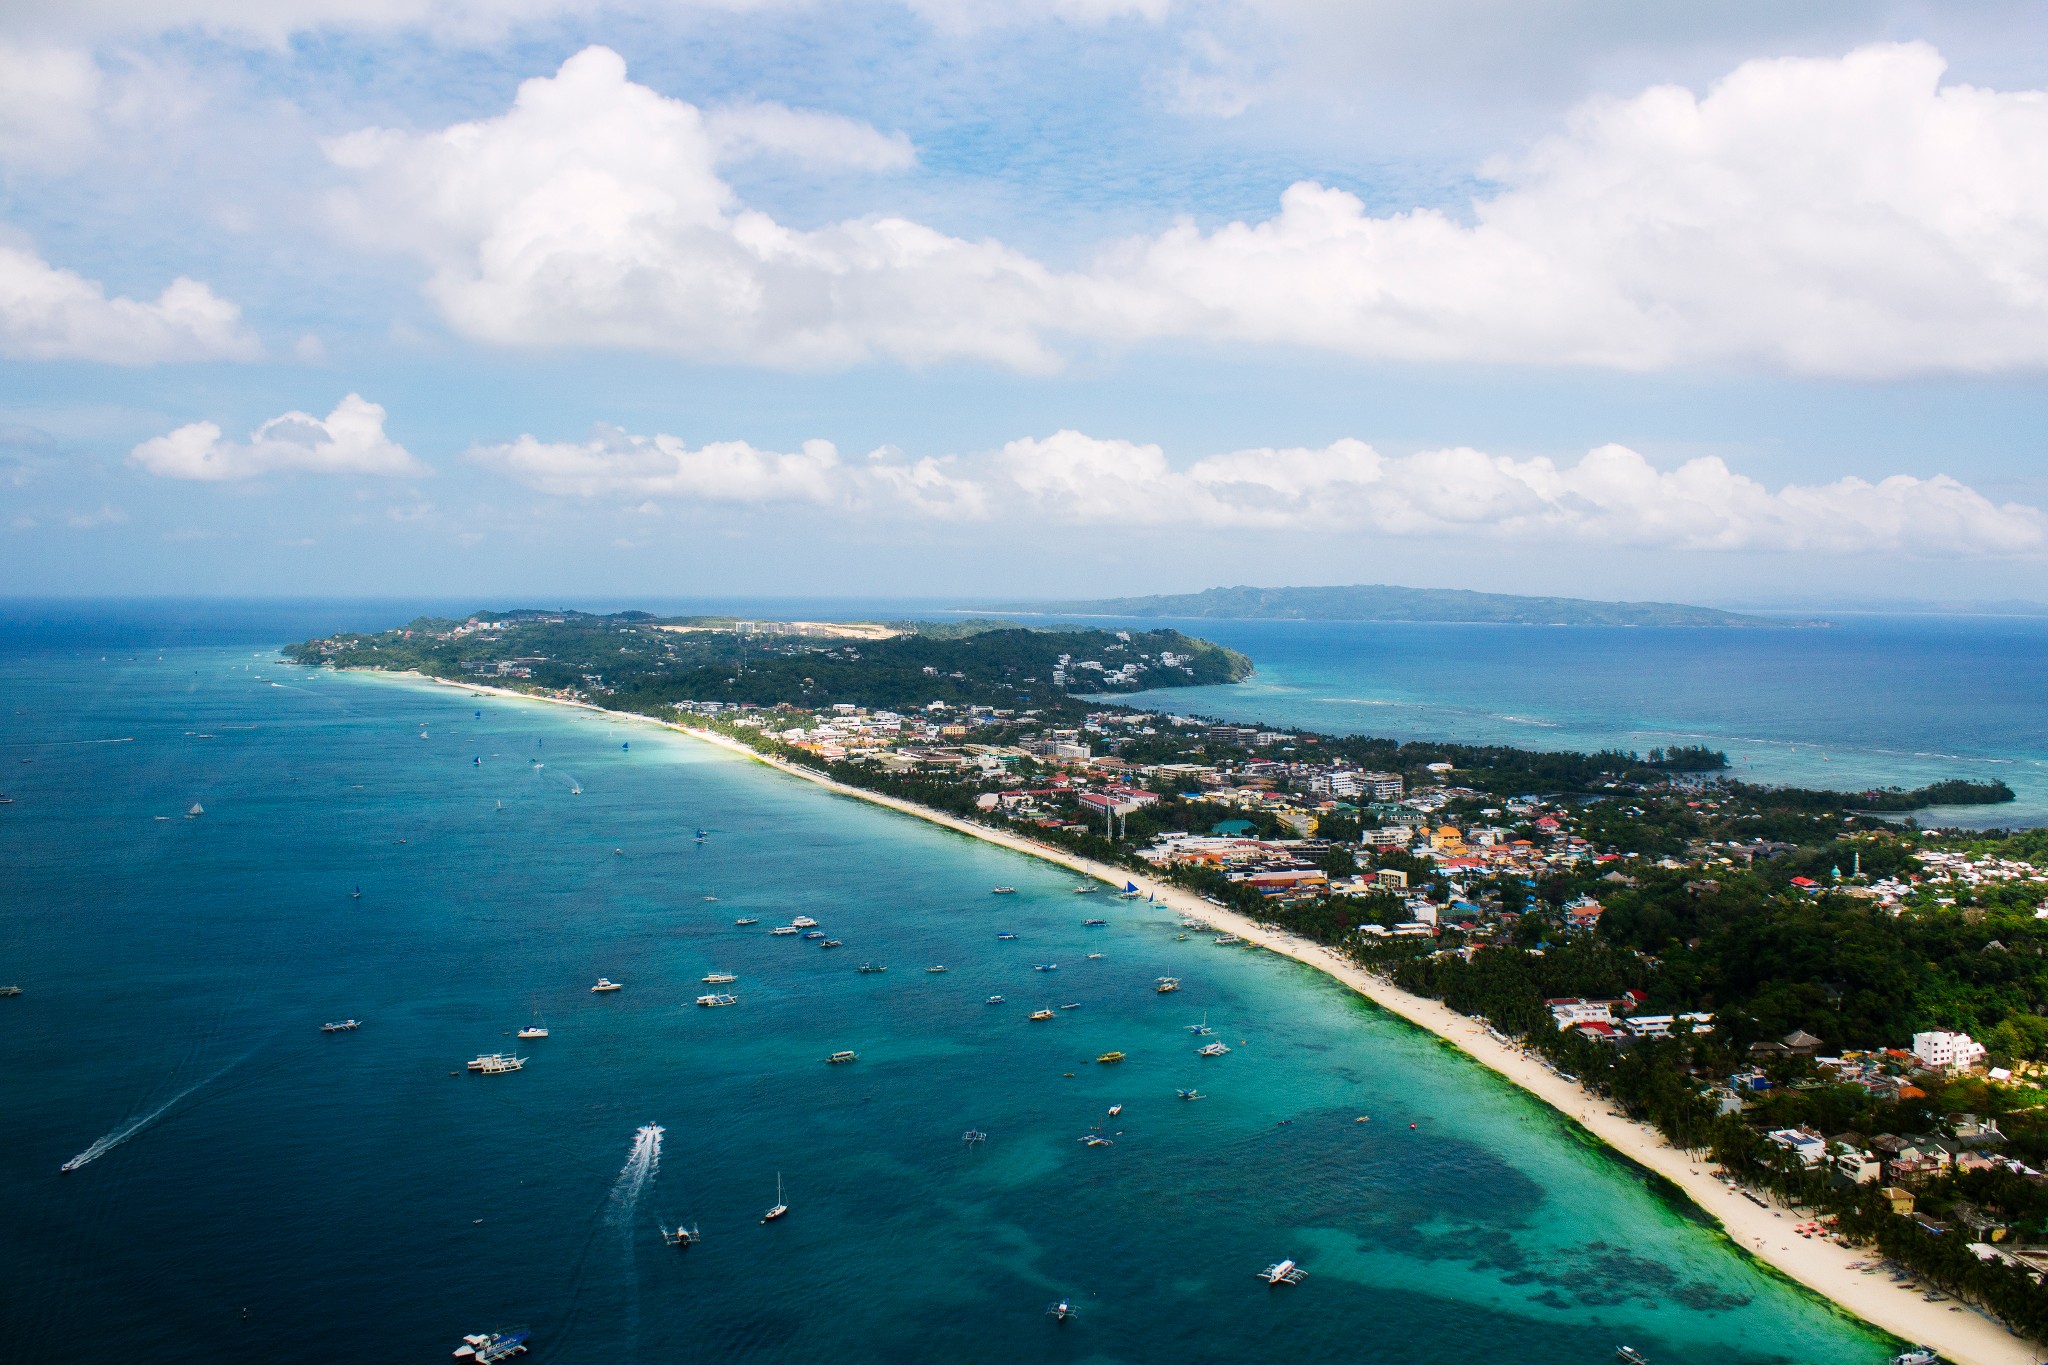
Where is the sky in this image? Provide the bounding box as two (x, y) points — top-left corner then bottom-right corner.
(3, 0), (2048, 607)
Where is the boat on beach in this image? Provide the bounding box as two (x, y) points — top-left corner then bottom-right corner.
(321, 1019), (360, 1033)
(1213, 935), (1243, 946)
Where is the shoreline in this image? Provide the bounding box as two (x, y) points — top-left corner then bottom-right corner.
(390, 669), (2028, 1364)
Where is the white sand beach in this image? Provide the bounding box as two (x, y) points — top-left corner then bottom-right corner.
(421, 674), (2033, 1365)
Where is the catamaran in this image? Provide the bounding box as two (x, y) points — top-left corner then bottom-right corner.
(452, 1329), (529, 1361)
(761, 1174), (788, 1223)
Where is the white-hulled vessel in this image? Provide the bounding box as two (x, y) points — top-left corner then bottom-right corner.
(696, 993), (739, 1007)
(591, 978), (623, 992)
(790, 916), (818, 928)
(702, 972), (737, 984)
(761, 1173), (788, 1223)
(453, 1329), (529, 1361)
(321, 1019), (360, 1033)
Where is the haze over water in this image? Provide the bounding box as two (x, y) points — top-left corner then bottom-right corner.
(0, 608), (1903, 1362)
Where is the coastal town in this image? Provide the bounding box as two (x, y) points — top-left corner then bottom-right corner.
(289, 609), (2048, 1346)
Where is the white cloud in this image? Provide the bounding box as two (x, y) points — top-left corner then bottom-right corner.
(0, 43), (102, 166)
(703, 102), (916, 172)
(131, 394), (424, 480)
(471, 419), (2045, 556)
(327, 46), (1060, 370)
(330, 42), (2048, 378)
(471, 424), (987, 516)
(0, 236), (257, 363)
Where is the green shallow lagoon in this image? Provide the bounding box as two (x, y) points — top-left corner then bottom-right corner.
(0, 643), (1893, 1363)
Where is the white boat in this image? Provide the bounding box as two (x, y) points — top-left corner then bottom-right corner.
(1213, 935), (1243, 946)
(591, 978), (623, 992)
(660, 1223), (701, 1248)
(1155, 977), (1180, 994)
(761, 1173), (788, 1223)
(856, 963), (887, 974)
(1028, 1008), (1054, 1021)
(702, 972), (737, 984)
(1198, 1042), (1231, 1057)
(962, 1128), (987, 1144)
(770, 925), (800, 936)
(1085, 952), (1103, 959)
(992, 887), (1017, 894)
(1187, 1012), (1213, 1035)
(791, 916), (818, 928)
(1259, 1259), (1307, 1285)
(321, 1019), (360, 1033)
(1889, 1349), (1937, 1365)
(825, 1050), (858, 1064)
(1046, 1298), (1073, 1321)
(468, 1053), (526, 1074)
(516, 1024), (549, 1040)
(1108, 1103), (1122, 1117)
(986, 994), (1005, 1005)
(926, 965), (948, 973)
(185, 802), (204, 819)
(733, 916), (758, 925)
(696, 993), (739, 1007)
(453, 1329), (529, 1361)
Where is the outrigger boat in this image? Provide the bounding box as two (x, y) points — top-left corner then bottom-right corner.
(856, 962), (887, 974)
(791, 916), (818, 928)
(1616, 1350), (1651, 1365)
(1046, 1299), (1073, 1322)
(1187, 1013), (1213, 1035)
(1177, 1088), (1203, 1100)
(467, 1053), (526, 1074)
(770, 925), (800, 936)
(1889, 1349), (1937, 1365)
(825, 1050), (859, 1064)
(1198, 1042), (1231, 1057)
(819, 939), (843, 948)
(1213, 935), (1243, 946)
(452, 1329), (529, 1361)
(1259, 1260), (1307, 1286)
(1083, 918), (1108, 927)
(802, 930), (827, 940)
(702, 972), (738, 984)
(696, 993), (739, 1007)
(962, 1128), (987, 1145)
(733, 917), (758, 925)
(321, 1019), (360, 1032)
(986, 994), (1006, 1005)
(660, 1223), (701, 1247)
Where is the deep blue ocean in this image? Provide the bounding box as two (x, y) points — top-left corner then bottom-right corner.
(3, 600), (2026, 1362)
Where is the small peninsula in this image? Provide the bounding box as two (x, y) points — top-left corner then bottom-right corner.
(983, 583), (1819, 628)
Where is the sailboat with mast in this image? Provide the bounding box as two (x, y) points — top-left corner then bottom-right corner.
(761, 1174), (788, 1224)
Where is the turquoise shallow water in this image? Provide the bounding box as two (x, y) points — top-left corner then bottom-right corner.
(0, 637), (1894, 1363)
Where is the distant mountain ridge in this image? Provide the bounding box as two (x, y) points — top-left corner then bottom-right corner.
(980, 584), (1817, 628)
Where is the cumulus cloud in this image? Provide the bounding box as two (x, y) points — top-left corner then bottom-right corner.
(327, 46), (1058, 370)
(470, 425), (986, 515)
(0, 43), (102, 166)
(331, 42), (2048, 378)
(471, 420), (2045, 557)
(131, 394), (424, 480)
(0, 237), (257, 363)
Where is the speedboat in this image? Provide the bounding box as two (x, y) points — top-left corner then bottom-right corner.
(986, 995), (1006, 1005)
(321, 1019), (360, 1033)
(591, 978), (623, 992)
(825, 1050), (859, 1064)
(702, 972), (737, 984)
(452, 1329), (529, 1361)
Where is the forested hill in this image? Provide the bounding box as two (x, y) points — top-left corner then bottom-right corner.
(986, 583), (1815, 628)
(281, 610), (1251, 713)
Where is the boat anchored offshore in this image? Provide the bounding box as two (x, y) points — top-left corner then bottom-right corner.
(1188, 1013), (1214, 1035)
(1177, 1088), (1203, 1100)
(926, 965), (948, 974)
(1617, 1350), (1651, 1365)
(761, 1174), (788, 1223)
(591, 978), (623, 993)
(856, 963), (887, 974)
(660, 1223), (701, 1248)
(702, 972), (738, 984)
(1046, 1298), (1073, 1322)
(986, 995), (1006, 1005)
(321, 1019), (360, 1033)
(791, 916), (818, 928)
(995, 932), (1017, 940)
(1029, 1008), (1054, 1021)
(734, 917), (758, 926)
(1259, 1259), (1307, 1286)
(770, 925), (800, 936)
(825, 1050), (859, 1064)
(1108, 1103), (1122, 1117)
(803, 930), (827, 940)
(1084, 918), (1107, 927)
(453, 1329), (529, 1361)
(963, 1128), (987, 1145)
(1097, 1051), (1125, 1064)
(1155, 977), (1181, 994)
(517, 1023), (548, 1040)
(467, 1053), (526, 1074)
(696, 993), (739, 1007)
(992, 887), (1017, 895)
(1198, 1042), (1231, 1057)
(1034, 963), (1058, 972)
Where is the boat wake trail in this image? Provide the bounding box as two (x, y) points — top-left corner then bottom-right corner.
(60, 1052), (251, 1174)
(604, 1123), (664, 1227)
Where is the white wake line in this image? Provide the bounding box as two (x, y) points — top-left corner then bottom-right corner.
(60, 1052), (250, 1174)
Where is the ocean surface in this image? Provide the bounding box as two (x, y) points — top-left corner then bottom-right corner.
(0, 608), (1899, 1363)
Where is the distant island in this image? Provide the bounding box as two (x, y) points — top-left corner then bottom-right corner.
(979, 583), (1820, 628)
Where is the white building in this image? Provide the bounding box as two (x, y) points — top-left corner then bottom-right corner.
(1912, 1031), (1988, 1072)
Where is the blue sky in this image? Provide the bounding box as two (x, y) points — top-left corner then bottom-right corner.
(4, 0), (2048, 605)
